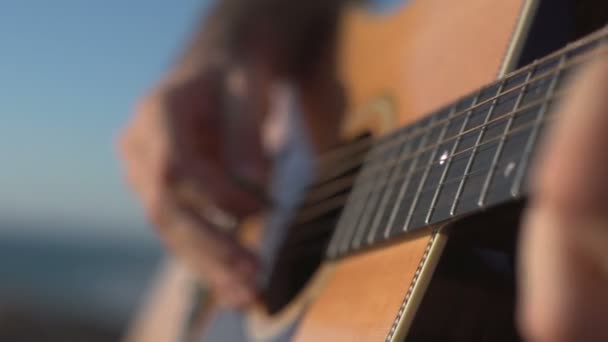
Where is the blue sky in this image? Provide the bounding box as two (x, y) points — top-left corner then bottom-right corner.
(0, 1), (208, 237)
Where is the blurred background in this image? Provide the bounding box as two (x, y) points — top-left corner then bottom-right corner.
(0, 1), (207, 340)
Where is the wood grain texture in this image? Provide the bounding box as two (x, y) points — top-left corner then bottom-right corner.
(128, 0), (534, 340)
(340, 0), (526, 138)
(294, 234), (433, 342)
(296, 0), (527, 340)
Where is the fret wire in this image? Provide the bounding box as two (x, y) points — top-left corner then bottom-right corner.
(425, 92), (481, 224)
(326, 186), (363, 257)
(328, 90), (565, 202)
(336, 193), (368, 255)
(382, 117), (437, 239)
(425, 141), (546, 197)
(367, 115), (559, 229)
(336, 124), (422, 255)
(329, 44), (606, 217)
(449, 79), (508, 215)
(327, 187), (366, 257)
(332, 109), (559, 257)
(326, 179), (357, 257)
(337, 137), (405, 255)
(360, 26), (607, 161)
(350, 186), (383, 249)
(327, 146), (381, 257)
(402, 107), (456, 231)
(410, 118), (560, 214)
(478, 65), (535, 206)
(352, 76), (576, 192)
(326, 28), (608, 259)
(336, 149), (385, 255)
(427, 112), (560, 191)
(406, 104), (559, 228)
(386, 115), (558, 232)
(328, 114), (557, 245)
(364, 133), (417, 245)
(354, 46), (607, 181)
(350, 143), (404, 249)
(341, 41), (603, 253)
(352, 130), (417, 246)
(511, 53), (567, 196)
(355, 113), (443, 167)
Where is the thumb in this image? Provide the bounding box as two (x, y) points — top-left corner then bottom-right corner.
(518, 208), (608, 342)
(518, 56), (608, 342)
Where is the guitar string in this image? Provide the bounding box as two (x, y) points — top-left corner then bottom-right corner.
(343, 47), (607, 187)
(323, 45), (567, 238)
(266, 29), (607, 212)
(383, 46), (601, 154)
(363, 28), (608, 152)
(306, 27), (606, 178)
(319, 84), (564, 200)
(322, 29), (607, 257)
(307, 92), (561, 232)
(291, 112), (559, 225)
(356, 89), (565, 186)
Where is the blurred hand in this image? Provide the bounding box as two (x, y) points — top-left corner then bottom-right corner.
(519, 56), (608, 341)
(118, 65), (272, 308)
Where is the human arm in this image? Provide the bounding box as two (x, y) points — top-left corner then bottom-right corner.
(118, 0), (346, 309)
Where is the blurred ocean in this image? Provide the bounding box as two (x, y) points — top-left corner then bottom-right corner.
(0, 219), (163, 339)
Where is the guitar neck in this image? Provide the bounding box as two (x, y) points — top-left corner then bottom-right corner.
(327, 26), (608, 259)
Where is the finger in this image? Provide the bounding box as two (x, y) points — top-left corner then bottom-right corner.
(215, 281), (257, 309)
(162, 228), (258, 309)
(120, 91), (182, 223)
(175, 160), (267, 219)
(532, 55), (608, 215)
(163, 68), (271, 216)
(155, 195), (259, 303)
(117, 91), (170, 192)
(518, 208), (608, 342)
(159, 200), (258, 278)
(518, 56), (608, 342)
(119, 74), (266, 308)
(222, 67), (272, 188)
(149, 178), (259, 307)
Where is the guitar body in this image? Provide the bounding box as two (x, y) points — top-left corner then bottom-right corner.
(189, 0), (595, 341)
(294, 1), (529, 340)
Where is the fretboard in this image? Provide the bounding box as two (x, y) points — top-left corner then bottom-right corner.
(327, 27), (608, 259)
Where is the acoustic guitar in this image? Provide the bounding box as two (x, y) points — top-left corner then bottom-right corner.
(133, 0), (608, 341)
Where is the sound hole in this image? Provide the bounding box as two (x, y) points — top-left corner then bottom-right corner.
(261, 210), (341, 314)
